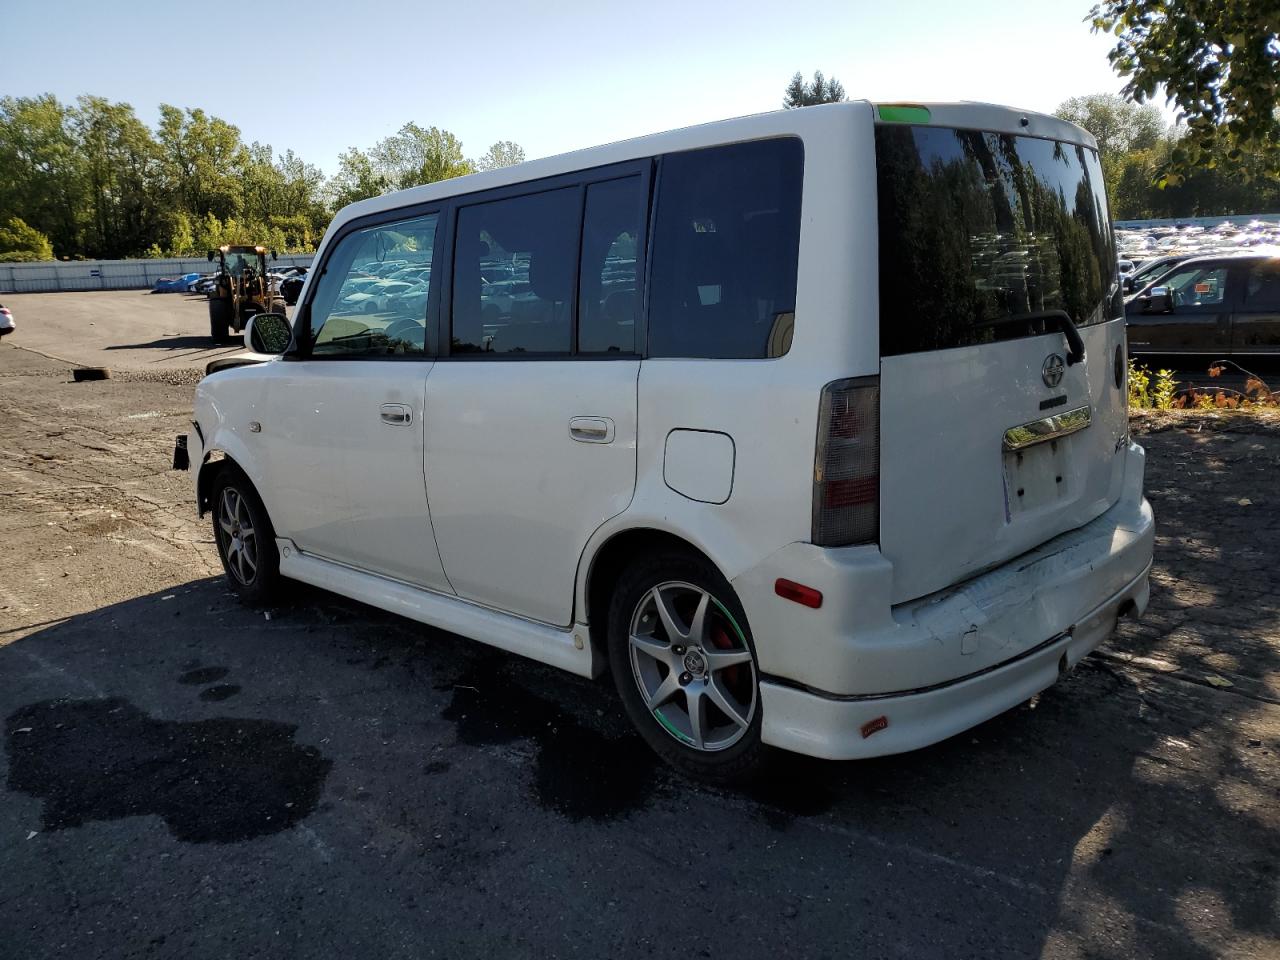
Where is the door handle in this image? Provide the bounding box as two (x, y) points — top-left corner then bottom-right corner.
(569, 416), (614, 443)
(380, 403), (412, 426)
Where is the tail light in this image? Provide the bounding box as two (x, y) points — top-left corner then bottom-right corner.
(812, 376), (879, 547)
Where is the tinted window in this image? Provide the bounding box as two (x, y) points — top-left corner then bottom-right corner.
(648, 139), (803, 359)
(452, 187), (578, 354)
(876, 126), (1116, 356)
(579, 176), (643, 353)
(1244, 260), (1280, 310)
(1162, 263), (1228, 308)
(308, 214), (436, 357)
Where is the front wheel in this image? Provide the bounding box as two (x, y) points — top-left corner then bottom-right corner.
(607, 551), (766, 781)
(211, 467), (282, 605)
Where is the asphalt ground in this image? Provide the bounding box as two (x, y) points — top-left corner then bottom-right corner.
(0, 294), (1277, 959)
(0, 290), (256, 373)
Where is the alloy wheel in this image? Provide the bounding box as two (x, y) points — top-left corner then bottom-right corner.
(217, 486), (259, 587)
(627, 580), (757, 752)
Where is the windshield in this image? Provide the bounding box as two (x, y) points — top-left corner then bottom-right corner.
(224, 251), (261, 275)
(876, 125), (1116, 356)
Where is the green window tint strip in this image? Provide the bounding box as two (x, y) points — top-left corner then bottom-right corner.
(876, 104), (932, 124)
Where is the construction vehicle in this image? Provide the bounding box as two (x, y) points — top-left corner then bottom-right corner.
(206, 245), (288, 342)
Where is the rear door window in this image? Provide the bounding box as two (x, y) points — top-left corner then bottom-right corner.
(647, 138), (803, 359)
(578, 176), (644, 354)
(1243, 260), (1280, 310)
(451, 188), (579, 355)
(875, 125), (1116, 356)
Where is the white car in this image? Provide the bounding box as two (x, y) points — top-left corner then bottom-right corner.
(177, 102), (1154, 778)
(0, 304), (14, 337)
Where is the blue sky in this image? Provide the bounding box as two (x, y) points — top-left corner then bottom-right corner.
(1, 0), (1161, 173)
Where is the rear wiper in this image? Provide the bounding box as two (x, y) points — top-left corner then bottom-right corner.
(975, 309), (1087, 366)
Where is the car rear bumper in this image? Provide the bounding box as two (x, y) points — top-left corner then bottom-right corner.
(734, 441), (1154, 760)
(757, 562), (1149, 760)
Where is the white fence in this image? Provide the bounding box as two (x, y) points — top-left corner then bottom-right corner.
(0, 254), (314, 294)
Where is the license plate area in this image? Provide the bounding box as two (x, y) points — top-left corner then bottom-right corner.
(1003, 438), (1070, 517)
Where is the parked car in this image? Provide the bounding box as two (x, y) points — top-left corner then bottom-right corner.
(1123, 253), (1192, 294)
(152, 272), (202, 293)
(175, 102), (1153, 778)
(1126, 252), (1280, 355)
(0, 303), (14, 337)
(279, 269), (308, 305)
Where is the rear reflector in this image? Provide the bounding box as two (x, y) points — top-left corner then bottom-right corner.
(813, 377), (879, 547)
(774, 578), (823, 608)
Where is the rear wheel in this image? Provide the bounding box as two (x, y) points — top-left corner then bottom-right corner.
(607, 551), (766, 781)
(208, 298), (232, 343)
(210, 467), (282, 605)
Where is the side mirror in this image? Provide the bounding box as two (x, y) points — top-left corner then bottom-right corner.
(271, 250), (279, 261)
(1138, 286), (1173, 314)
(207, 250), (215, 262)
(244, 312), (291, 355)
(1123, 276), (1135, 294)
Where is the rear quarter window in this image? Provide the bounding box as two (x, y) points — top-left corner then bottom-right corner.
(648, 138), (803, 359)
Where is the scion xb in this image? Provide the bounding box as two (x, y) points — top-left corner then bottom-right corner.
(177, 102), (1154, 778)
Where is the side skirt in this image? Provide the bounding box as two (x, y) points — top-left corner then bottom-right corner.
(277, 539), (601, 679)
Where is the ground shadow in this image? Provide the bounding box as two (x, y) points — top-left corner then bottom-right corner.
(0, 545), (1274, 957)
(6, 697), (329, 843)
(105, 335), (242, 352)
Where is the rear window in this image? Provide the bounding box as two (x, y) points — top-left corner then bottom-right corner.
(875, 125), (1116, 356)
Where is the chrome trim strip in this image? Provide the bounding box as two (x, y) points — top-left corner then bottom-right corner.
(1003, 405), (1091, 452)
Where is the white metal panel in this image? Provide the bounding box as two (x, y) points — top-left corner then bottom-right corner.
(879, 319), (1130, 605)
(424, 360), (639, 627)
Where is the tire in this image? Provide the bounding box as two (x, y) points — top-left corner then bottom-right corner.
(210, 466), (282, 605)
(209, 299), (232, 343)
(607, 550), (767, 781)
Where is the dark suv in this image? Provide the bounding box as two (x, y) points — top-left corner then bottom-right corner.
(1125, 253), (1280, 355)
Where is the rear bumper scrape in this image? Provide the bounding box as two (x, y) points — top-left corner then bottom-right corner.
(757, 562), (1149, 760)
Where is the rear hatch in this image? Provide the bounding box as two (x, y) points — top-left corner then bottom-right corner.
(874, 119), (1130, 604)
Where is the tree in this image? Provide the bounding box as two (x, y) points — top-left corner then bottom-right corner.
(0, 95), (87, 258)
(783, 70), (848, 109)
(0, 217), (55, 261)
(155, 105), (245, 223)
(71, 96), (164, 257)
(477, 140), (526, 171)
(370, 123), (476, 190)
(1089, 1), (1280, 178)
(1055, 94), (1166, 156)
(329, 147), (387, 208)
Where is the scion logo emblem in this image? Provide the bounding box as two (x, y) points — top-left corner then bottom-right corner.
(1042, 353), (1066, 388)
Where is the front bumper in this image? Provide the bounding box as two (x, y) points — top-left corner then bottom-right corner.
(733, 441), (1154, 760)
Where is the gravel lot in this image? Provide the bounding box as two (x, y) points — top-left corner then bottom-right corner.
(0, 294), (1277, 959)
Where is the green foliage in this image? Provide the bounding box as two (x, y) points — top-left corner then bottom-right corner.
(1055, 94), (1165, 156)
(0, 216), (54, 261)
(0, 92), (526, 259)
(1055, 92), (1280, 218)
(477, 140), (526, 171)
(1088, 1), (1280, 181)
(1128, 359), (1179, 409)
(783, 71), (848, 109)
